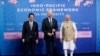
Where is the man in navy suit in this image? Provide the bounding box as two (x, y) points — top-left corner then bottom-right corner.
(22, 13), (38, 56)
(42, 10), (58, 56)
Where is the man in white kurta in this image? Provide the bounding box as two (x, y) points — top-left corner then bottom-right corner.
(60, 14), (77, 56)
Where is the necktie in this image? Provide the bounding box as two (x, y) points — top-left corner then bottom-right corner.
(30, 22), (33, 30)
(50, 19), (52, 27)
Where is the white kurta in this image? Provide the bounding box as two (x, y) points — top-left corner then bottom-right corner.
(60, 21), (77, 50)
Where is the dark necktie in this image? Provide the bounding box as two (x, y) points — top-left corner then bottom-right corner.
(50, 19), (52, 27)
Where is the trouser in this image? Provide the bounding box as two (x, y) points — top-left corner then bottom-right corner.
(24, 38), (35, 56)
(45, 38), (57, 56)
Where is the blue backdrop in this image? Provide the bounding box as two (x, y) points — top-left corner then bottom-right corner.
(96, 0), (100, 52)
(0, 0), (98, 55)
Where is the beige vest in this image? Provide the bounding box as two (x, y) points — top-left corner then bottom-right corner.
(62, 21), (75, 41)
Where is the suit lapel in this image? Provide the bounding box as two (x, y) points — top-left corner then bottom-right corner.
(27, 21), (30, 31)
(47, 18), (51, 26)
(47, 18), (54, 27)
(52, 19), (54, 25)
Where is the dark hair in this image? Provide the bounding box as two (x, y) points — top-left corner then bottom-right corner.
(28, 13), (35, 18)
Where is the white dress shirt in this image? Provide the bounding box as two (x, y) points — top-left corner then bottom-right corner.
(48, 17), (52, 23)
(29, 21), (33, 30)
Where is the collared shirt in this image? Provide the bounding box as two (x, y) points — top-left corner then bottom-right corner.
(29, 21), (33, 30)
(48, 17), (53, 26)
(48, 17), (52, 23)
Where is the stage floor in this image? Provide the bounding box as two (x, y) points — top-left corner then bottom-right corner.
(1, 53), (100, 56)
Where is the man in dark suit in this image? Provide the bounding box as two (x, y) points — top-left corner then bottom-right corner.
(42, 10), (58, 56)
(22, 13), (38, 56)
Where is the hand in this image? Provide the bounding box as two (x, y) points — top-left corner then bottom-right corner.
(47, 33), (52, 36)
(36, 39), (38, 44)
(52, 29), (56, 32)
(22, 39), (25, 43)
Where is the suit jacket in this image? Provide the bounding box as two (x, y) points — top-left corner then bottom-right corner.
(22, 21), (38, 43)
(42, 18), (58, 39)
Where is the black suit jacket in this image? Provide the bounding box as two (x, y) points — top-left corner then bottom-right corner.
(22, 21), (38, 42)
(42, 18), (58, 39)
